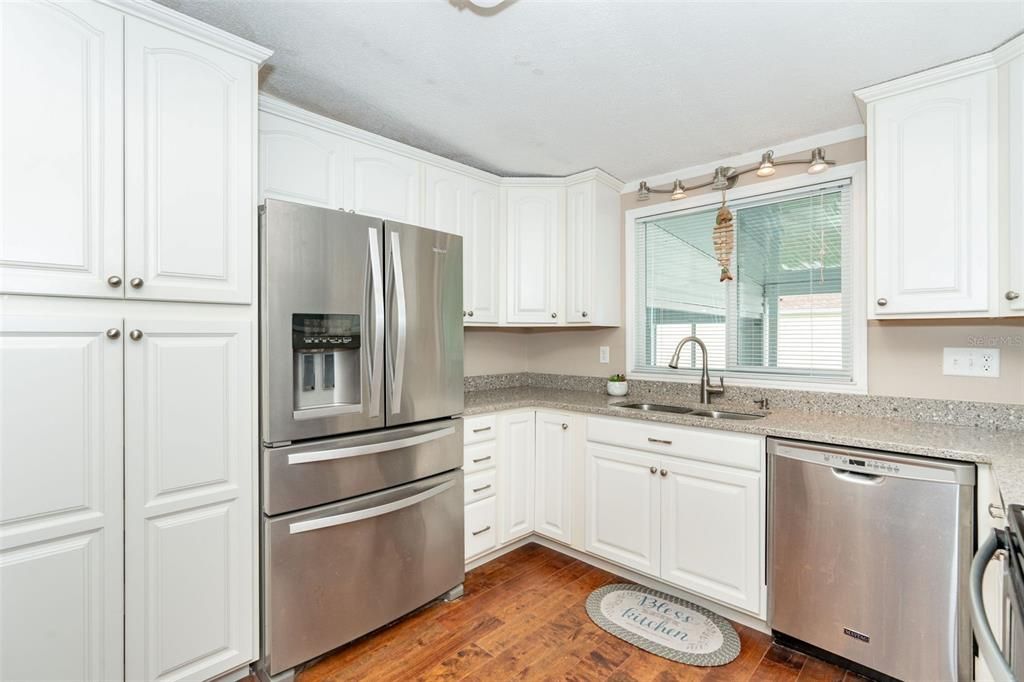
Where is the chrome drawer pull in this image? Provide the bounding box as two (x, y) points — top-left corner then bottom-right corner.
(472, 456), (492, 464)
(472, 525), (491, 536)
(472, 426), (492, 433)
(989, 503), (1006, 519)
(288, 426), (455, 465)
(472, 484), (492, 493)
(289, 479), (454, 534)
(648, 437), (672, 445)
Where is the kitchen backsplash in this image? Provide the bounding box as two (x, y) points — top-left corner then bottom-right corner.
(464, 372), (1024, 432)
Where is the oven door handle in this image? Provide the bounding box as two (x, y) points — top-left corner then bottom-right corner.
(287, 425), (455, 465)
(367, 227), (384, 418)
(288, 478), (455, 534)
(971, 529), (1015, 682)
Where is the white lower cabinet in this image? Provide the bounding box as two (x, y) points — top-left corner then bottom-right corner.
(465, 497), (498, 560)
(0, 316), (124, 682)
(660, 458), (762, 613)
(534, 411), (573, 544)
(584, 444), (662, 575)
(498, 412), (536, 543)
(124, 318), (254, 681)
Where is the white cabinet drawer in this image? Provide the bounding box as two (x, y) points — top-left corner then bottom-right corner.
(464, 469), (496, 505)
(586, 416), (763, 472)
(464, 440), (497, 474)
(465, 497), (498, 560)
(464, 415), (497, 444)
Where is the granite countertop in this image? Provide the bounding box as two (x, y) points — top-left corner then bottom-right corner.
(464, 386), (1024, 504)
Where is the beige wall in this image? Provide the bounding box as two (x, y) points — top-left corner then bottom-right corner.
(464, 137), (1024, 404)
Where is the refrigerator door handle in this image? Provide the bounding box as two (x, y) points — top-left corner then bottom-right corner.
(288, 478), (455, 534)
(389, 231), (408, 415)
(285, 425), (456, 465)
(367, 228), (384, 418)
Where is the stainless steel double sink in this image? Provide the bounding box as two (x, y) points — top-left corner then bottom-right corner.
(614, 402), (765, 421)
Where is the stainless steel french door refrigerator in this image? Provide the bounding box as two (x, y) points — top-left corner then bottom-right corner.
(258, 199), (465, 680)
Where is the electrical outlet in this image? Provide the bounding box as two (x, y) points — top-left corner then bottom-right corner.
(599, 346), (610, 364)
(943, 348), (1000, 378)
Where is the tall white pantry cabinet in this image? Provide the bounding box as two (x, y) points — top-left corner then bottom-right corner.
(0, 2), (270, 681)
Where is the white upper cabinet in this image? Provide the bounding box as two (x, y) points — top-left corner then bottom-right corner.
(660, 457), (761, 614)
(345, 141), (421, 224)
(505, 186), (564, 324)
(423, 164), (466, 235)
(1006, 53), (1024, 314)
(124, 318), (254, 681)
(534, 411), (573, 545)
(0, 1), (124, 299)
(259, 112), (346, 208)
(498, 412), (535, 543)
(124, 17), (256, 304)
(859, 66), (998, 317)
(464, 179), (501, 324)
(565, 174), (621, 325)
(0, 316), (124, 682)
(584, 443), (661, 575)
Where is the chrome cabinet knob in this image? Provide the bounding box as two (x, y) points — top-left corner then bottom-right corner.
(551, 312), (558, 319)
(561, 423), (568, 430)
(107, 275), (122, 288)
(467, 310), (474, 317)
(649, 466), (657, 474)
(660, 468), (668, 477)
(129, 329), (143, 341)
(876, 297), (888, 307)
(1007, 290), (1021, 301)
(106, 328), (121, 340)
(989, 502), (1006, 519)
(463, 310), (467, 317)
(129, 277), (144, 289)
(582, 311), (589, 318)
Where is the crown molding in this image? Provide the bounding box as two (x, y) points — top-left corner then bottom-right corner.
(622, 124), (864, 194)
(99, 0), (272, 63)
(992, 32), (1024, 67)
(854, 52), (996, 108)
(565, 167), (625, 191)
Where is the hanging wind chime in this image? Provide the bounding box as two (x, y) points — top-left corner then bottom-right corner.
(713, 190), (734, 282)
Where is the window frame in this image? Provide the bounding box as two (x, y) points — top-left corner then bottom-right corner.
(624, 161), (867, 393)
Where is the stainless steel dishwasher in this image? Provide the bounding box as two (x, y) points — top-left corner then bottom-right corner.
(768, 438), (975, 681)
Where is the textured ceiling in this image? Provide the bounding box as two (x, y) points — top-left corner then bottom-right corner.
(156, 0), (1023, 182)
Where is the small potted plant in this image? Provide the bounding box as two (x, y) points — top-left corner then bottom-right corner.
(607, 373), (628, 397)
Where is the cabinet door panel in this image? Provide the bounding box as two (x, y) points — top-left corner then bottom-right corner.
(1008, 55), (1024, 314)
(259, 112), (345, 208)
(661, 458), (762, 614)
(0, 316), (124, 681)
(124, 318), (254, 681)
(423, 164), (465, 235)
(0, 1), (123, 298)
(465, 180), (501, 323)
(498, 412), (535, 543)
(565, 182), (593, 323)
(346, 141), (420, 223)
(125, 18), (254, 304)
(584, 443), (659, 575)
(872, 72), (994, 315)
(534, 412), (572, 544)
(506, 188), (562, 324)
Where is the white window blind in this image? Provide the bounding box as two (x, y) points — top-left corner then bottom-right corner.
(633, 179), (854, 384)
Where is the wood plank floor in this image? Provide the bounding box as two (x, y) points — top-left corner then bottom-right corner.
(280, 543), (863, 682)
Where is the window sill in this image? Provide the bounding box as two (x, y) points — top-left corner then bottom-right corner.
(627, 369), (868, 395)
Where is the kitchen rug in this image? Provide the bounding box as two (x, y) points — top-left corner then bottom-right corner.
(585, 583), (740, 666)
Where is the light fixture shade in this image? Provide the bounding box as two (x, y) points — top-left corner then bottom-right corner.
(711, 166), (735, 191)
(670, 180), (686, 201)
(807, 147), (830, 174)
(637, 181), (650, 201)
(757, 151), (776, 177)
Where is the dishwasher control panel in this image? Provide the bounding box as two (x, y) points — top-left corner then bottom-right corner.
(824, 452), (901, 474)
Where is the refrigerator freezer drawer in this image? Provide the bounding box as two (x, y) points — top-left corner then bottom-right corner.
(263, 418), (463, 516)
(263, 470), (465, 676)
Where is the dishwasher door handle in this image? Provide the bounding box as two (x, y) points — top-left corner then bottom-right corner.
(971, 529), (1014, 682)
(831, 468), (885, 485)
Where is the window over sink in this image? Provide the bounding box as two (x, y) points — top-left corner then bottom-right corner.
(628, 168), (866, 391)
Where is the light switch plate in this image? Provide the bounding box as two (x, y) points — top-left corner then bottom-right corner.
(599, 346), (610, 364)
(943, 347), (1000, 378)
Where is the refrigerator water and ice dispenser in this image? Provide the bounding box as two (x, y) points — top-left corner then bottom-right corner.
(291, 313), (361, 411)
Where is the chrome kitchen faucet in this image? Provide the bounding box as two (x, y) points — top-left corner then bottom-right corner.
(667, 336), (725, 405)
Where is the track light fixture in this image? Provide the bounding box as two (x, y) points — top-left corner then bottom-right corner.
(634, 147), (836, 201)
